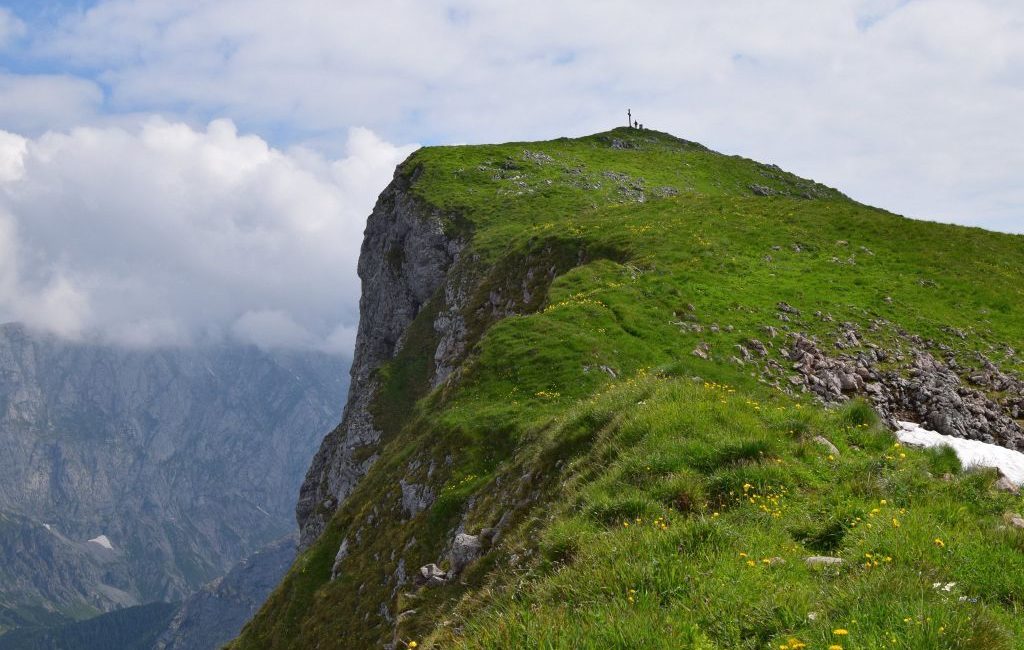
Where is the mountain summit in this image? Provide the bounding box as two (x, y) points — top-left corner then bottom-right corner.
(235, 129), (1024, 649)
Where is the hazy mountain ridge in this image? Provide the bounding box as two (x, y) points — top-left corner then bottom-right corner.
(0, 323), (348, 634)
(154, 533), (297, 650)
(0, 534), (297, 650)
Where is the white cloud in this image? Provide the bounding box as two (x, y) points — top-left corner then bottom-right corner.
(0, 73), (104, 134)
(0, 209), (92, 338)
(0, 0), (1018, 352)
(232, 309), (318, 352)
(0, 130), (26, 182)
(11, 0), (1018, 231)
(0, 119), (416, 351)
(0, 8), (25, 48)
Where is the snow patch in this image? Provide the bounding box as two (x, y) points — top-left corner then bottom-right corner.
(88, 534), (114, 550)
(42, 523), (51, 531)
(896, 421), (1024, 485)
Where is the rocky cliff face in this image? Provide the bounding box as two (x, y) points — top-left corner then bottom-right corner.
(296, 170), (465, 549)
(0, 324), (347, 630)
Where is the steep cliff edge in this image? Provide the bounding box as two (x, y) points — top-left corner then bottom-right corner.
(236, 129), (1024, 649)
(296, 171), (466, 549)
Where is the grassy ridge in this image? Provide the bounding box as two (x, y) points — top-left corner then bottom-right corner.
(233, 128), (1024, 649)
(443, 378), (1024, 649)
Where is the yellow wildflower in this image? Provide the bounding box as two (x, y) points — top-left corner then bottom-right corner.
(934, 538), (945, 548)
(833, 629), (849, 636)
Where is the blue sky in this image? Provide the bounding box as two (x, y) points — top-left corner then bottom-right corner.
(0, 0), (1020, 350)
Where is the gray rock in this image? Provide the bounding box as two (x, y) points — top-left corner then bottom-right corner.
(995, 477), (1020, 494)
(1004, 513), (1024, 529)
(417, 563), (447, 587)
(331, 538), (350, 580)
(840, 374), (859, 392)
(449, 533), (483, 575)
(805, 556), (844, 567)
(812, 436), (840, 456)
(775, 330), (1024, 452)
(749, 184), (776, 197)
(777, 302), (801, 315)
(692, 343), (711, 360)
(399, 480), (436, 519)
(748, 339), (769, 356)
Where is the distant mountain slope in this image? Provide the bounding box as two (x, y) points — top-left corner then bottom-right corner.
(154, 534), (296, 650)
(0, 534), (296, 650)
(0, 602), (178, 650)
(0, 326), (347, 634)
(234, 128), (1024, 648)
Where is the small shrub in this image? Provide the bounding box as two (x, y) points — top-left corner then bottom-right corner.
(924, 445), (962, 476)
(650, 471), (706, 514)
(540, 518), (593, 565)
(839, 398), (879, 428)
(675, 520), (727, 555)
(790, 516), (849, 553)
(584, 491), (661, 525)
(683, 439), (778, 473)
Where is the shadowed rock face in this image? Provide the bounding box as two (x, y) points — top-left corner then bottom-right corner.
(296, 170), (465, 550)
(0, 324), (348, 629)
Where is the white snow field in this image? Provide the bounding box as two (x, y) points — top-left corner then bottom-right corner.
(88, 534), (115, 550)
(896, 421), (1024, 485)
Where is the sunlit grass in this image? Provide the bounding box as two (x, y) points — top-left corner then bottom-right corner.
(233, 128), (1024, 649)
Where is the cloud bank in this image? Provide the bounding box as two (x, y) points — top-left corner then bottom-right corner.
(0, 119), (416, 351)
(0, 0), (1020, 349)
(8, 0), (1018, 231)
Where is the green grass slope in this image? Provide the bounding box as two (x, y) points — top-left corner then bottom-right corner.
(232, 128), (1024, 649)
